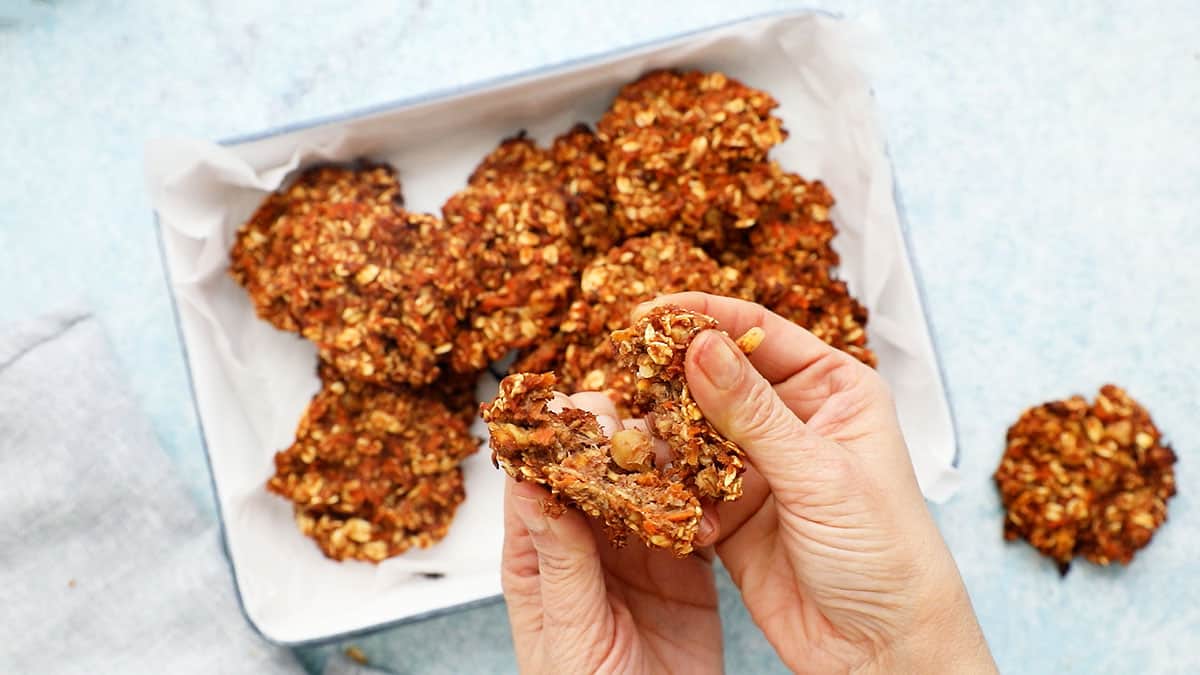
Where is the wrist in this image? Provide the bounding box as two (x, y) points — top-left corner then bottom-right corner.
(859, 576), (996, 675)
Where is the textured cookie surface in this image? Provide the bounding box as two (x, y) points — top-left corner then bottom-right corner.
(995, 384), (1177, 572)
(230, 164), (475, 386)
(267, 366), (479, 562)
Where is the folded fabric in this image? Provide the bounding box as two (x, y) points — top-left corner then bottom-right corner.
(0, 309), (299, 674)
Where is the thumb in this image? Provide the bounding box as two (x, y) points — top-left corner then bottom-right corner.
(508, 481), (612, 641)
(685, 330), (847, 503)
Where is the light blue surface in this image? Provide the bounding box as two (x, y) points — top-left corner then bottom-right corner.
(3, 1), (1198, 673)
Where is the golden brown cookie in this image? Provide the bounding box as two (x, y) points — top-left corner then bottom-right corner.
(443, 136), (580, 373)
(598, 70), (787, 242)
(995, 385), (1177, 573)
(267, 366), (479, 562)
(230, 164), (475, 386)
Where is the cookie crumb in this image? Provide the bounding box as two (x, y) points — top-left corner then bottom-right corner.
(345, 646), (368, 665)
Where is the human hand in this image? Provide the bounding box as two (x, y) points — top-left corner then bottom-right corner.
(637, 292), (996, 674)
(500, 391), (723, 675)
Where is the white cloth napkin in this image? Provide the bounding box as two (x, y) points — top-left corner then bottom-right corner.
(0, 309), (299, 674)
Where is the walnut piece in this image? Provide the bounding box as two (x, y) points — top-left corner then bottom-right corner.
(611, 428), (655, 472)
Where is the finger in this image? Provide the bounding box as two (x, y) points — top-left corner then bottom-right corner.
(633, 292), (841, 385)
(692, 544), (716, 563)
(637, 292), (878, 432)
(547, 392), (575, 413)
(501, 478), (544, 644)
(569, 391), (622, 437)
(508, 480), (613, 640)
(715, 492), (782, 583)
(694, 505), (721, 548)
(685, 329), (846, 502)
(569, 391), (620, 418)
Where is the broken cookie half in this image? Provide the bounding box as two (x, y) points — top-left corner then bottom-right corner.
(480, 305), (762, 556)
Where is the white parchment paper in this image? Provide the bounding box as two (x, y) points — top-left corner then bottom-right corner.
(145, 11), (960, 644)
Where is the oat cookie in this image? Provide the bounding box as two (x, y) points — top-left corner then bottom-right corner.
(230, 163), (404, 333)
(231, 164), (475, 386)
(267, 366), (479, 562)
(598, 70), (787, 242)
(443, 136), (580, 373)
(484, 306), (763, 556)
(995, 385), (1177, 572)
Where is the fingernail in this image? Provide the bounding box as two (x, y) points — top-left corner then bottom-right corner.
(514, 494), (549, 535)
(697, 512), (716, 543)
(696, 332), (742, 391)
(547, 392), (572, 414)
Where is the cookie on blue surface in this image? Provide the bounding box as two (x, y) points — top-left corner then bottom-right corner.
(995, 385), (1177, 573)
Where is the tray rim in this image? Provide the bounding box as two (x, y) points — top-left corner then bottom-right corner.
(151, 6), (959, 647)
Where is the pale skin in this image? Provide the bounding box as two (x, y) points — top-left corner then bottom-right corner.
(500, 293), (997, 674)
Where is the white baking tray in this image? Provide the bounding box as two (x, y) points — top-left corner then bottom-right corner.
(146, 9), (961, 645)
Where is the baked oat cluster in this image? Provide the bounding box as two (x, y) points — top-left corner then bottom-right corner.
(598, 70), (787, 242)
(231, 69), (875, 562)
(267, 366), (477, 562)
(994, 385), (1177, 573)
(442, 135), (580, 373)
(482, 306), (764, 556)
(229, 163), (473, 387)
